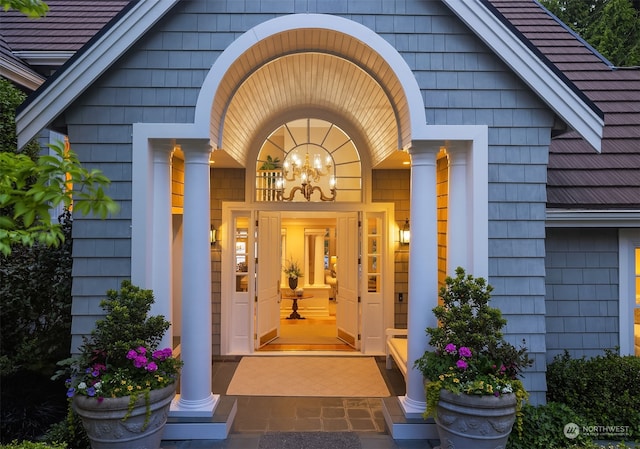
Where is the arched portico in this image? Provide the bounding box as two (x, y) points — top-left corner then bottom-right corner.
(131, 13), (488, 439)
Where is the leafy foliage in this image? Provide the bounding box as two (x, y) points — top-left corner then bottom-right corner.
(283, 258), (304, 279)
(259, 154), (281, 170)
(507, 402), (592, 449)
(541, 0), (640, 66)
(0, 211), (72, 376)
(1, 78), (119, 256)
(0, 0), (49, 17)
(58, 282), (181, 429)
(84, 281), (172, 359)
(0, 442), (66, 449)
(42, 408), (90, 449)
(0, 141), (119, 255)
(0, 78), (40, 161)
(547, 350), (640, 438)
(0, 372), (67, 444)
(414, 267), (533, 431)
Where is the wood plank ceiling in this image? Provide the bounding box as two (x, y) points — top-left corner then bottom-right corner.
(210, 28), (410, 169)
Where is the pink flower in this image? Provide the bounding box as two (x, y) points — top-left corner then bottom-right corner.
(458, 346), (472, 358)
(444, 343), (457, 354)
(133, 355), (147, 368)
(126, 349), (137, 360)
(152, 347), (173, 361)
(145, 362), (158, 372)
(456, 359), (468, 370)
(136, 346), (147, 355)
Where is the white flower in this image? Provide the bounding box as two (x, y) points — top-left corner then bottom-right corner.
(501, 384), (513, 394)
(94, 382), (102, 391)
(78, 382), (87, 390)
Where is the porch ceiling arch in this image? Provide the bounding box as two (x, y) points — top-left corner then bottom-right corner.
(194, 14), (426, 168)
(223, 52), (395, 168)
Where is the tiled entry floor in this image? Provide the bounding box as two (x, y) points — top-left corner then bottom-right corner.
(233, 396), (386, 433)
(162, 356), (437, 448)
(213, 356), (403, 433)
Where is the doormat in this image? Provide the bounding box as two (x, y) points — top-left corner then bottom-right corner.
(226, 356), (390, 397)
(258, 432), (361, 449)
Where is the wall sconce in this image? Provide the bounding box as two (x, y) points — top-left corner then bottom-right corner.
(399, 218), (410, 245)
(210, 226), (217, 245)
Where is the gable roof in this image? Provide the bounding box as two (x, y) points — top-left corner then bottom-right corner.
(0, 0), (130, 94)
(487, 0), (640, 210)
(3, 0), (636, 211)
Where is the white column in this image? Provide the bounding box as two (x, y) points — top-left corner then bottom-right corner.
(314, 234), (325, 286)
(151, 146), (173, 350)
(173, 142), (218, 416)
(446, 149), (469, 272)
(400, 143), (439, 418)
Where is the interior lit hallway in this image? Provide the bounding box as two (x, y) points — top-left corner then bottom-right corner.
(260, 299), (355, 352)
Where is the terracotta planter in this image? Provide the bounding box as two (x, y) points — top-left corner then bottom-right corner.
(73, 383), (176, 449)
(435, 389), (516, 449)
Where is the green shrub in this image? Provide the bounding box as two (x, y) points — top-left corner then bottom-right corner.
(507, 402), (592, 449)
(0, 211), (73, 376)
(0, 441), (66, 449)
(42, 409), (90, 449)
(547, 350), (640, 438)
(0, 212), (73, 443)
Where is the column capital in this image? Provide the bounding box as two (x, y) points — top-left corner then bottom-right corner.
(445, 148), (468, 166)
(180, 139), (213, 156)
(152, 144), (175, 163)
(408, 140), (442, 155)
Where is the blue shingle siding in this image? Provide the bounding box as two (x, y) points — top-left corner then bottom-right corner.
(61, 0), (556, 400)
(545, 228), (619, 361)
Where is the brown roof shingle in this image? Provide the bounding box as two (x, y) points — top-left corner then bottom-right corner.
(487, 0), (640, 210)
(0, 1), (130, 52)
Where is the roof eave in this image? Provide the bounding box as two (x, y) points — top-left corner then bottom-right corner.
(442, 0), (604, 153)
(12, 50), (75, 67)
(0, 57), (45, 91)
(15, 0), (179, 149)
(546, 209), (640, 228)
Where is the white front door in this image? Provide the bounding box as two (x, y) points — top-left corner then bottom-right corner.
(336, 212), (360, 349)
(256, 211), (281, 348)
(360, 211), (388, 354)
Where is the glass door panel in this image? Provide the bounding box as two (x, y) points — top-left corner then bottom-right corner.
(366, 217), (380, 293)
(234, 218), (249, 292)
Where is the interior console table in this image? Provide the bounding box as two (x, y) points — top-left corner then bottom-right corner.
(282, 294), (313, 320)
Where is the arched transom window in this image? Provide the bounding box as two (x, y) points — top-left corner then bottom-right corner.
(255, 118), (362, 202)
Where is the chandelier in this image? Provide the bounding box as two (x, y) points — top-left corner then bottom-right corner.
(277, 151), (336, 201)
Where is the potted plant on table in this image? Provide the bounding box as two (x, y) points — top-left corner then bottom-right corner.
(283, 258), (304, 292)
(414, 267), (532, 449)
(61, 281), (182, 449)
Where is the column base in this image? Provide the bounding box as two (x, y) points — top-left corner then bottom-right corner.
(382, 396), (438, 440)
(164, 395), (236, 440)
(399, 394), (427, 419)
(170, 393), (219, 417)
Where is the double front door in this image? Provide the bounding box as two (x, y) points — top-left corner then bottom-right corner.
(223, 207), (392, 355)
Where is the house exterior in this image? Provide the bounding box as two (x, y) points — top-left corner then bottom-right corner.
(3, 0), (639, 440)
